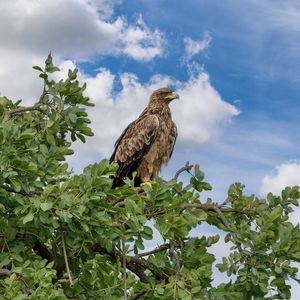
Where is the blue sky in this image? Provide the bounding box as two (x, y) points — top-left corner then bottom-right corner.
(0, 0), (299, 296)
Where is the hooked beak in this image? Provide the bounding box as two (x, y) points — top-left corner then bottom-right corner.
(167, 91), (180, 100)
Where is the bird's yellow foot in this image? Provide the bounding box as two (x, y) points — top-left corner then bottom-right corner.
(140, 181), (153, 190)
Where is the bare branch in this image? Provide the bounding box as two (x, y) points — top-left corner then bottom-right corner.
(93, 243), (148, 283)
(181, 203), (251, 218)
(61, 231), (73, 286)
(129, 291), (146, 300)
(173, 161), (193, 181)
(135, 243), (170, 258)
(169, 241), (180, 282)
(128, 255), (169, 281)
(0, 268), (12, 277)
(3, 87), (47, 122)
(122, 238), (127, 300)
(213, 206), (232, 230)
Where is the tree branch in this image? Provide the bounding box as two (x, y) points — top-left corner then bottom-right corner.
(0, 268), (12, 277)
(181, 203), (251, 218)
(170, 243), (180, 282)
(93, 243), (169, 283)
(3, 87), (47, 122)
(61, 231), (73, 286)
(135, 243), (170, 258)
(173, 161), (193, 181)
(129, 291), (146, 300)
(122, 238), (127, 300)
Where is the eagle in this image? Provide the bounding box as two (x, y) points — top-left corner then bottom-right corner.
(110, 87), (179, 188)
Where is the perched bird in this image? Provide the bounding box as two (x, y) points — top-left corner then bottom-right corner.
(110, 87), (179, 188)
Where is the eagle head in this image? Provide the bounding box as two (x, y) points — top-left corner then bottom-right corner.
(150, 87), (179, 105)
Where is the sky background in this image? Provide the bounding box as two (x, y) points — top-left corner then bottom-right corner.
(0, 0), (299, 296)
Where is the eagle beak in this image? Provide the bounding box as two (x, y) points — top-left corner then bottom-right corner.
(168, 92), (180, 100)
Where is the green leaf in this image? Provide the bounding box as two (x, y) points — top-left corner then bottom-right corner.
(8, 176), (21, 192)
(190, 177), (202, 192)
(143, 226), (153, 236)
(23, 213), (34, 224)
(191, 286), (202, 294)
(77, 133), (86, 143)
(32, 65), (44, 72)
(201, 182), (212, 191)
(40, 202), (53, 212)
(194, 164), (205, 181)
(46, 66), (60, 73)
(155, 286), (164, 295)
(68, 68), (78, 80)
(124, 198), (138, 215)
(0, 253), (10, 268)
(46, 132), (55, 145)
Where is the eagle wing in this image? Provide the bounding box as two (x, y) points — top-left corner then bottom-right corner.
(168, 121), (177, 160)
(110, 114), (159, 188)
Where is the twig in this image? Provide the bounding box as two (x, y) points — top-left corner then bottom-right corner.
(0, 268), (12, 277)
(135, 243), (170, 258)
(122, 238), (127, 300)
(214, 206), (231, 230)
(169, 242), (180, 298)
(173, 161), (193, 181)
(61, 231), (73, 286)
(129, 291), (146, 300)
(115, 201), (125, 207)
(129, 255), (169, 281)
(170, 242), (180, 281)
(3, 87), (47, 122)
(181, 203), (251, 217)
(92, 244), (149, 283)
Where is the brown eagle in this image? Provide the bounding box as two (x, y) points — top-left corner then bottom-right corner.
(110, 87), (179, 188)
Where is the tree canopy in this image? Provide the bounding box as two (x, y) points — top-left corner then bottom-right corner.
(0, 55), (299, 299)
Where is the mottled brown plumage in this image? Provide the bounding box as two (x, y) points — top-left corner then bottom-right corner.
(110, 87), (179, 188)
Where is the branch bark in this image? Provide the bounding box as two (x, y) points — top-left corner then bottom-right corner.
(135, 243), (170, 258)
(181, 203), (251, 218)
(3, 87), (47, 122)
(61, 231), (73, 286)
(0, 268), (12, 277)
(173, 161), (193, 180)
(93, 242), (169, 283)
(122, 238), (127, 300)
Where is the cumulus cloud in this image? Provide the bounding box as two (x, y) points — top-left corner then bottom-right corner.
(261, 162), (300, 195)
(260, 162), (300, 225)
(0, 0), (163, 60)
(121, 15), (165, 61)
(183, 32), (212, 61)
(0, 0), (164, 103)
(51, 60), (239, 170)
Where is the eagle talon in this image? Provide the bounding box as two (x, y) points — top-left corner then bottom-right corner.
(141, 181), (153, 190)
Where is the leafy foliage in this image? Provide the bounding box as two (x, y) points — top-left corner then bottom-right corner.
(0, 55), (299, 299)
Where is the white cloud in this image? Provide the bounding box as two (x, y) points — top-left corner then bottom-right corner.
(261, 162), (300, 195)
(183, 32), (212, 61)
(173, 72), (239, 144)
(0, 0), (163, 61)
(0, 0), (164, 103)
(53, 61), (239, 170)
(121, 15), (165, 61)
(260, 162), (300, 225)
